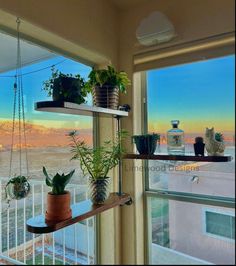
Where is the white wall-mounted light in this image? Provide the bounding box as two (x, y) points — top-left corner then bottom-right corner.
(136, 11), (176, 46)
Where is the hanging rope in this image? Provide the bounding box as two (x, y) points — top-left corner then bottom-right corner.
(9, 18), (29, 179)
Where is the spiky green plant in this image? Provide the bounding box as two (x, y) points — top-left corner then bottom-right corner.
(215, 132), (224, 142)
(69, 130), (128, 180)
(43, 167), (75, 195)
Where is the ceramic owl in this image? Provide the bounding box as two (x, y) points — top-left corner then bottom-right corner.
(205, 127), (225, 156)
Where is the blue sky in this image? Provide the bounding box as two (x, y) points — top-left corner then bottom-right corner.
(0, 54), (235, 134)
(0, 56), (93, 129)
(147, 55), (235, 133)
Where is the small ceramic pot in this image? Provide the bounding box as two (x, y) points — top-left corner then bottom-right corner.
(89, 177), (110, 204)
(92, 86), (119, 109)
(132, 134), (160, 155)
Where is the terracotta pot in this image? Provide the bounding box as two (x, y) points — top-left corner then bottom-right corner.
(92, 86), (119, 109)
(45, 191), (72, 223)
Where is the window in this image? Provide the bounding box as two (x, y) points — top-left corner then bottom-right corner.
(144, 54), (235, 265)
(204, 209), (235, 241)
(0, 32), (96, 265)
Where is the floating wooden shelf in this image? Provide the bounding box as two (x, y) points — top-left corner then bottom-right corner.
(26, 193), (132, 234)
(35, 101), (129, 117)
(124, 154), (233, 162)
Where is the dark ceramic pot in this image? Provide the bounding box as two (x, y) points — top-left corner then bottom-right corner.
(92, 86), (119, 109)
(52, 77), (85, 104)
(132, 134), (160, 155)
(89, 177), (110, 204)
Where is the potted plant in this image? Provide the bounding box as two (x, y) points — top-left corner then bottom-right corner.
(5, 175), (30, 201)
(43, 67), (88, 104)
(69, 130), (127, 204)
(84, 65), (131, 109)
(43, 167), (75, 223)
(132, 133), (160, 155)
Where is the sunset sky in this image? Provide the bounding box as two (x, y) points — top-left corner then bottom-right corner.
(147, 55), (235, 134)
(0, 54), (235, 136)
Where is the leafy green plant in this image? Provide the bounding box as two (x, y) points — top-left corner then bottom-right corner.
(84, 65), (131, 94)
(43, 167), (75, 195)
(69, 130), (128, 180)
(215, 132), (224, 142)
(43, 67), (89, 104)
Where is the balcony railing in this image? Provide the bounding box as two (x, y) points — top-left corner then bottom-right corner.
(0, 178), (95, 265)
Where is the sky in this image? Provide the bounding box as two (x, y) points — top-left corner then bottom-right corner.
(0, 54), (235, 135)
(0, 56), (92, 129)
(147, 55), (235, 134)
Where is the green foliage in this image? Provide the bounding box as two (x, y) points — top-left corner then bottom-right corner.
(43, 167), (75, 195)
(42, 67), (89, 102)
(84, 65), (131, 94)
(215, 132), (224, 142)
(69, 130), (128, 180)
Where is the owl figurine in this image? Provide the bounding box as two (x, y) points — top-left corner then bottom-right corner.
(205, 127), (225, 156)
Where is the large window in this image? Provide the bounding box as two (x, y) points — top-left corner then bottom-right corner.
(0, 33), (96, 265)
(145, 54), (235, 265)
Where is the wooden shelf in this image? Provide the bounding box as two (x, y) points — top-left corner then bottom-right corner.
(124, 154), (233, 162)
(26, 193), (132, 234)
(35, 101), (129, 117)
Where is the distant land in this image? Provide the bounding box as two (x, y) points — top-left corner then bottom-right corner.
(0, 121), (93, 150)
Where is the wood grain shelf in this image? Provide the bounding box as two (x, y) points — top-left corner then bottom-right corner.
(124, 154), (233, 162)
(26, 193), (132, 234)
(35, 101), (129, 117)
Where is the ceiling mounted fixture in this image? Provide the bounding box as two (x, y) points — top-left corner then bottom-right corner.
(136, 11), (176, 46)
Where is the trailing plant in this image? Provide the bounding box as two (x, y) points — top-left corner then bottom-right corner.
(43, 167), (75, 195)
(84, 65), (131, 94)
(42, 67), (89, 104)
(215, 132), (224, 142)
(69, 130), (128, 180)
(5, 175), (30, 201)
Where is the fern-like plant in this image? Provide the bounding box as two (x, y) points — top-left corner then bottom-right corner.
(43, 167), (75, 195)
(69, 130), (127, 180)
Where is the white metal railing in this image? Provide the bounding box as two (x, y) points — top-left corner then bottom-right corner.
(0, 178), (95, 265)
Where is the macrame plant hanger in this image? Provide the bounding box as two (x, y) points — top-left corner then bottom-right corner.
(5, 18), (30, 203)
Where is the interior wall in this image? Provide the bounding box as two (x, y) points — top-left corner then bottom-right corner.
(0, 0), (119, 66)
(118, 0), (235, 264)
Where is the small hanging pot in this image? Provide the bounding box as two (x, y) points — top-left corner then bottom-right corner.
(5, 176), (30, 200)
(52, 76), (85, 104)
(89, 177), (111, 204)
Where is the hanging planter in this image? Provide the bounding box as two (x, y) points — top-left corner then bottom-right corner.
(43, 68), (88, 105)
(6, 18), (31, 205)
(5, 176), (30, 200)
(84, 66), (131, 110)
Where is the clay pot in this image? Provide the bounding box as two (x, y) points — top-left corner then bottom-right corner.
(92, 86), (119, 109)
(45, 191), (72, 223)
